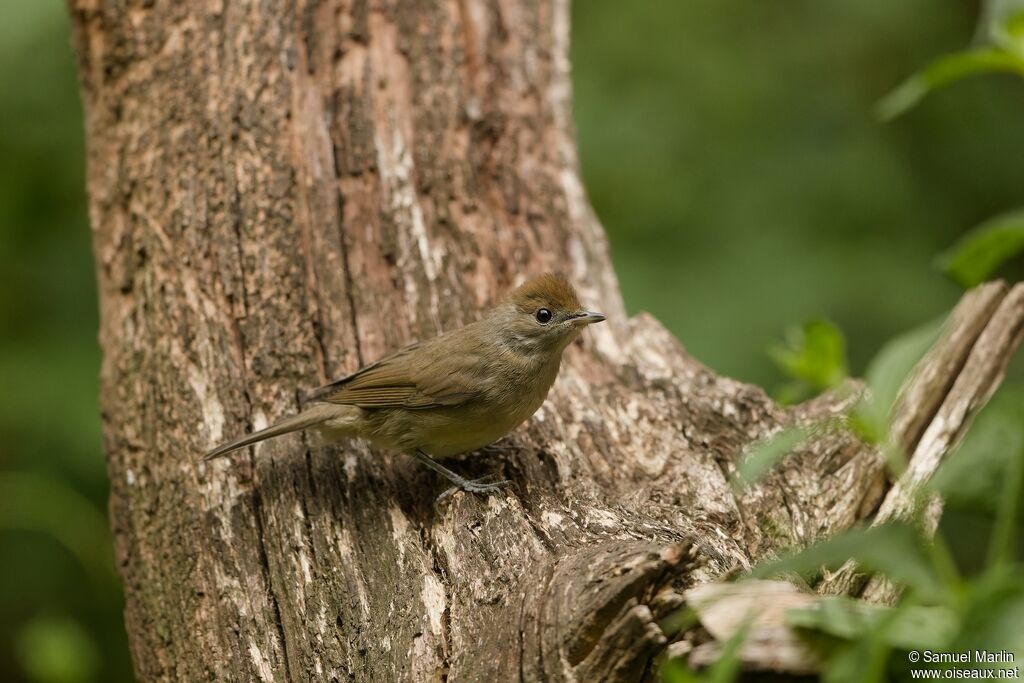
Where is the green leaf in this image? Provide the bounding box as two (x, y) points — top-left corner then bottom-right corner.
(930, 385), (1024, 512)
(935, 208), (1024, 288)
(875, 49), (1024, 121)
(995, 12), (1024, 56)
(987, 424), (1024, 570)
(750, 524), (946, 602)
(734, 425), (813, 489)
(660, 658), (701, 683)
(854, 317), (944, 446)
(787, 597), (957, 652)
(953, 569), (1024, 660)
(822, 629), (891, 683)
(770, 319), (849, 403)
(707, 626), (748, 683)
(978, 1), (1024, 56)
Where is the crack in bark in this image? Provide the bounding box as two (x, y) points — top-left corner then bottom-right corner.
(299, 221), (332, 383)
(426, 532), (453, 682)
(251, 484), (295, 683)
(334, 191), (363, 367)
(320, 42), (366, 372)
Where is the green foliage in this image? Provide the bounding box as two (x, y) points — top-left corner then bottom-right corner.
(734, 425), (814, 488)
(935, 209), (1024, 288)
(853, 316), (943, 447)
(751, 524), (952, 601)
(793, 524), (1024, 680)
(877, 0), (1024, 121)
(787, 598), (957, 652)
(989, 426), (1024, 569)
(666, 387), (1024, 680)
(877, 1), (1024, 295)
(687, 4), (1024, 674)
(875, 49), (1024, 122)
(669, 460), (1023, 680)
(977, 0), (1024, 50)
(931, 386), (1024, 517)
(770, 320), (849, 404)
(740, 314), (940, 490)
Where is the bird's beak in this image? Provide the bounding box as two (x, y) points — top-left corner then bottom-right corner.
(572, 311), (606, 326)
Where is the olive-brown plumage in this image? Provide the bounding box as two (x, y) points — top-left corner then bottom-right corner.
(203, 273), (605, 493)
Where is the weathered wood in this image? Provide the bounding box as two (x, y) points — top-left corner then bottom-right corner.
(818, 282), (1023, 602)
(860, 282), (1024, 605)
(685, 581), (820, 674)
(67, 0), (1022, 680)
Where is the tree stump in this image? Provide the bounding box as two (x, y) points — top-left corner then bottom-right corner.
(67, 0), (1023, 680)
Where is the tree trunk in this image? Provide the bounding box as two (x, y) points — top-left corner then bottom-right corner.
(67, 1), (1023, 681)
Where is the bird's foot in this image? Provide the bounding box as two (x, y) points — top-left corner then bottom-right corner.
(437, 473), (510, 501)
(413, 450), (510, 500)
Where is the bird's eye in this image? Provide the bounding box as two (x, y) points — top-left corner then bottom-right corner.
(536, 308), (552, 324)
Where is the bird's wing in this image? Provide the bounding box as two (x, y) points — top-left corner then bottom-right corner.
(306, 339), (480, 409)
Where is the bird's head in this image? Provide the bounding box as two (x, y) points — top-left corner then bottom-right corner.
(489, 273), (605, 354)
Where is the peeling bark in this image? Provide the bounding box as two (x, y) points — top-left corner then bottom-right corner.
(68, 1), (1022, 681)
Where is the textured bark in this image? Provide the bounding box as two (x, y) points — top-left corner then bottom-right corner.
(68, 1), (1021, 681)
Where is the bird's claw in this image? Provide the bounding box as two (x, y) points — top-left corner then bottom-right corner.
(437, 474), (510, 501)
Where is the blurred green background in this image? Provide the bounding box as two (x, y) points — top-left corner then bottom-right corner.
(0, 0), (1021, 680)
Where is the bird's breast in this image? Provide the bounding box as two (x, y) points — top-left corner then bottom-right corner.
(402, 354), (561, 458)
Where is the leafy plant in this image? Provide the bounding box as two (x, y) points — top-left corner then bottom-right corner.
(750, 524), (954, 602)
(878, 0), (1024, 288)
(665, 388), (1024, 681)
(875, 48), (1024, 122)
(664, 2), (1024, 680)
(877, 0), (1024, 121)
(770, 319), (849, 405)
(850, 316), (942, 449)
(744, 311), (940, 492)
(733, 424), (814, 488)
(934, 209), (1024, 288)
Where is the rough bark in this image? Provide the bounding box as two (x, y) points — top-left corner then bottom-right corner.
(67, 1), (1021, 681)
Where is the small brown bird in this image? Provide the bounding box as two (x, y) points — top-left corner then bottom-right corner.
(203, 273), (605, 494)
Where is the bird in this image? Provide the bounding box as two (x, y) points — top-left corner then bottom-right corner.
(202, 273), (606, 495)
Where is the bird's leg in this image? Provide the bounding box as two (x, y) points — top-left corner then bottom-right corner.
(412, 450), (509, 497)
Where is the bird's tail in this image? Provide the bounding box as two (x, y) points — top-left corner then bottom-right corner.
(201, 404), (338, 461)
